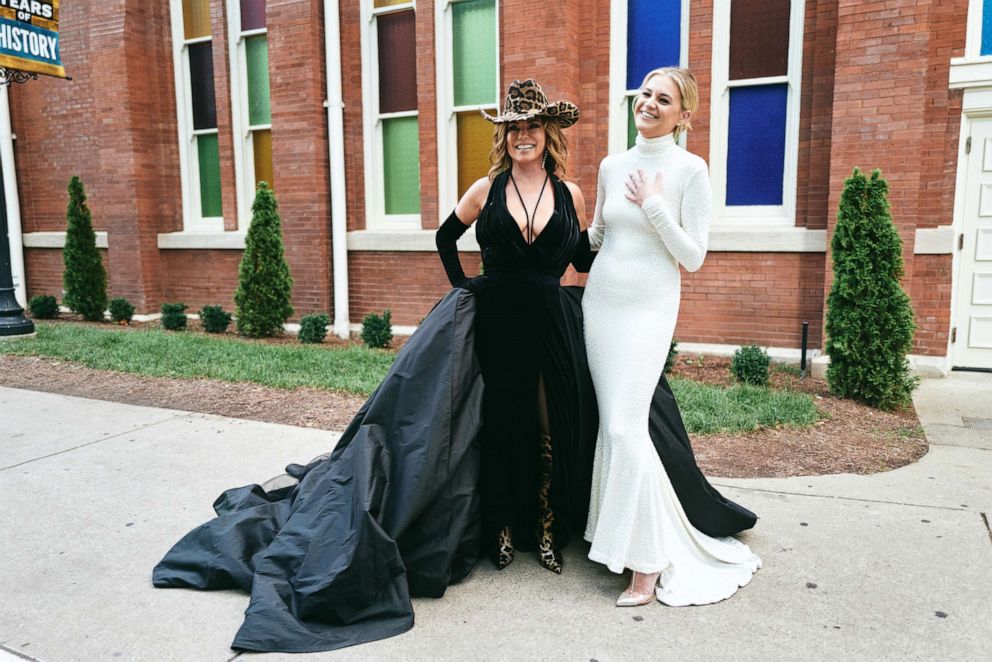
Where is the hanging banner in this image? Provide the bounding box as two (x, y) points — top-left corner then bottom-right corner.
(0, 1), (65, 79)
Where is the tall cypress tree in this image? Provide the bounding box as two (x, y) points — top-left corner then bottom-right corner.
(234, 182), (294, 337)
(825, 168), (917, 410)
(62, 176), (107, 321)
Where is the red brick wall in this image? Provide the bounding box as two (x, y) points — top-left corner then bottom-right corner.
(910, 254), (952, 356)
(348, 252), (454, 325)
(159, 250), (243, 310)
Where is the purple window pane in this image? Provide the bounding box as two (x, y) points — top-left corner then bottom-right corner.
(240, 0), (266, 31)
(377, 10), (417, 113)
(188, 42), (217, 130)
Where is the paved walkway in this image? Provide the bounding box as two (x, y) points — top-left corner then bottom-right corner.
(1, 373), (989, 661)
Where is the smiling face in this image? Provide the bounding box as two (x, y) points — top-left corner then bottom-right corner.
(632, 74), (689, 139)
(506, 118), (547, 166)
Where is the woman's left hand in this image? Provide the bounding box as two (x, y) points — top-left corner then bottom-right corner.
(625, 169), (663, 207)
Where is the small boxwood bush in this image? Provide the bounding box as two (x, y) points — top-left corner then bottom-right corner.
(361, 309), (393, 349)
(200, 305), (232, 334)
(161, 303), (188, 331)
(664, 338), (679, 375)
(108, 297), (134, 324)
(298, 313), (330, 344)
(28, 295), (59, 319)
(731, 344), (770, 386)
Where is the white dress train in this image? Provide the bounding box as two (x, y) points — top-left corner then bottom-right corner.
(582, 132), (761, 606)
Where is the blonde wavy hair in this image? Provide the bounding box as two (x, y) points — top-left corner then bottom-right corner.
(638, 66), (699, 142)
(487, 120), (569, 180)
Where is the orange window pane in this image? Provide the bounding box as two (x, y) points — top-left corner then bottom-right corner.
(456, 111), (493, 199)
(253, 129), (273, 189)
(182, 0), (211, 40)
(374, 0), (410, 7)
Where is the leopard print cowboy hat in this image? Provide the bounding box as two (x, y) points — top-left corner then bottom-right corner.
(481, 79), (580, 128)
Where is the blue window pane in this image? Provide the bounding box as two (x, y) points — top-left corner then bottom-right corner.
(984, 0), (992, 55)
(726, 84), (787, 206)
(626, 0), (681, 90)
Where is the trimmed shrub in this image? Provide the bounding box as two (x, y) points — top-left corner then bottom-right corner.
(361, 309), (393, 349)
(664, 338), (679, 375)
(200, 305), (232, 334)
(62, 176), (108, 321)
(298, 313), (330, 344)
(28, 295), (59, 319)
(161, 303), (188, 331)
(731, 344), (770, 386)
(108, 297), (135, 324)
(825, 168), (918, 410)
(234, 182), (294, 337)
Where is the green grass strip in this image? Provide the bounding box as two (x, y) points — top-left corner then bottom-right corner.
(1, 323), (395, 395)
(671, 376), (821, 434)
(4, 324), (822, 434)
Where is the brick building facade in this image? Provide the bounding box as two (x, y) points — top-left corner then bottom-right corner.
(5, 0), (991, 371)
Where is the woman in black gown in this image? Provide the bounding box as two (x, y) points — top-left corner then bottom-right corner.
(435, 79), (594, 573)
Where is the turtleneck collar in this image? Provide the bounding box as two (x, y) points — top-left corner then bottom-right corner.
(634, 132), (676, 155)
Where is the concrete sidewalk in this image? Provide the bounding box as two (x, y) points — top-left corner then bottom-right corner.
(1, 374), (990, 662)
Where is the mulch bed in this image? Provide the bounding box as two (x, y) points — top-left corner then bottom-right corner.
(1, 320), (927, 478)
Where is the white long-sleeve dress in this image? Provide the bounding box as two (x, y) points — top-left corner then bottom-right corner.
(582, 132), (761, 606)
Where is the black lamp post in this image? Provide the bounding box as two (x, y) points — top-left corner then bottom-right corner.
(0, 156), (34, 337)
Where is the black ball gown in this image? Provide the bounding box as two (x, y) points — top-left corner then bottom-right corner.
(151, 171), (756, 654)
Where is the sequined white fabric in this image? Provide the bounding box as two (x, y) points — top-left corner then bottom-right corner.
(582, 132), (761, 606)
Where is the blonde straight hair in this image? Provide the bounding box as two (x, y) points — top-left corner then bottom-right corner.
(639, 67), (699, 142)
(487, 120), (569, 180)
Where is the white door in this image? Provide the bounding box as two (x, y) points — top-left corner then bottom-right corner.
(954, 118), (992, 369)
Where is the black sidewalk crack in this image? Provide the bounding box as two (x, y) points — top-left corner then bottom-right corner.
(982, 513), (992, 546)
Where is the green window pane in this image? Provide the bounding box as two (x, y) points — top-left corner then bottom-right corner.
(182, 0), (211, 40)
(197, 134), (222, 217)
(253, 129), (273, 189)
(452, 0), (496, 106)
(382, 117), (421, 214)
(627, 95), (637, 148)
(456, 110), (493, 198)
(246, 35), (271, 125)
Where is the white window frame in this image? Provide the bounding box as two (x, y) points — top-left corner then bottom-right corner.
(434, 0), (500, 217)
(169, 0), (224, 232)
(965, 0), (991, 60)
(709, 0), (804, 226)
(360, 0), (421, 231)
(607, 0), (691, 155)
(226, 0), (272, 230)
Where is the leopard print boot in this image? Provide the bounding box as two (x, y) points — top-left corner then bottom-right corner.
(493, 526), (514, 570)
(536, 434), (563, 574)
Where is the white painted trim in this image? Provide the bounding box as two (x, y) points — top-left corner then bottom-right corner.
(157, 231), (246, 249)
(709, 0), (805, 226)
(966, 0), (984, 59)
(949, 57), (992, 89)
(23, 232), (109, 249)
(435, 0), (499, 216)
(914, 225), (955, 254)
(346, 226), (826, 252)
(170, 0), (224, 232)
(325, 0), (351, 339)
(361, 2), (422, 231)
(1, 84), (26, 307)
(349, 322), (419, 337)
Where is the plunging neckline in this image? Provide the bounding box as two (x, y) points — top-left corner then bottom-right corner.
(503, 176), (559, 246)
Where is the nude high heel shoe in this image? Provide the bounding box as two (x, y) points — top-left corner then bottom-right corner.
(616, 571), (661, 607)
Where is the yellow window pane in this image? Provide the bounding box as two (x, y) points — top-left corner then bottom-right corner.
(253, 129), (273, 189)
(182, 0), (212, 40)
(456, 111), (494, 199)
(374, 0), (411, 7)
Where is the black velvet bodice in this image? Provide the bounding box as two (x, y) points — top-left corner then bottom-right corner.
(475, 170), (581, 278)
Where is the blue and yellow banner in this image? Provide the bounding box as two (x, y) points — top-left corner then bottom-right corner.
(0, 1), (65, 79)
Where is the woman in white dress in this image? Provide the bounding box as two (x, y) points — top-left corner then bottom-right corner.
(582, 67), (762, 607)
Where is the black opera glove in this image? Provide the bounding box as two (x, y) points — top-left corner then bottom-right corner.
(436, 210), (471, 288)
(571, 229), (597, 273)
